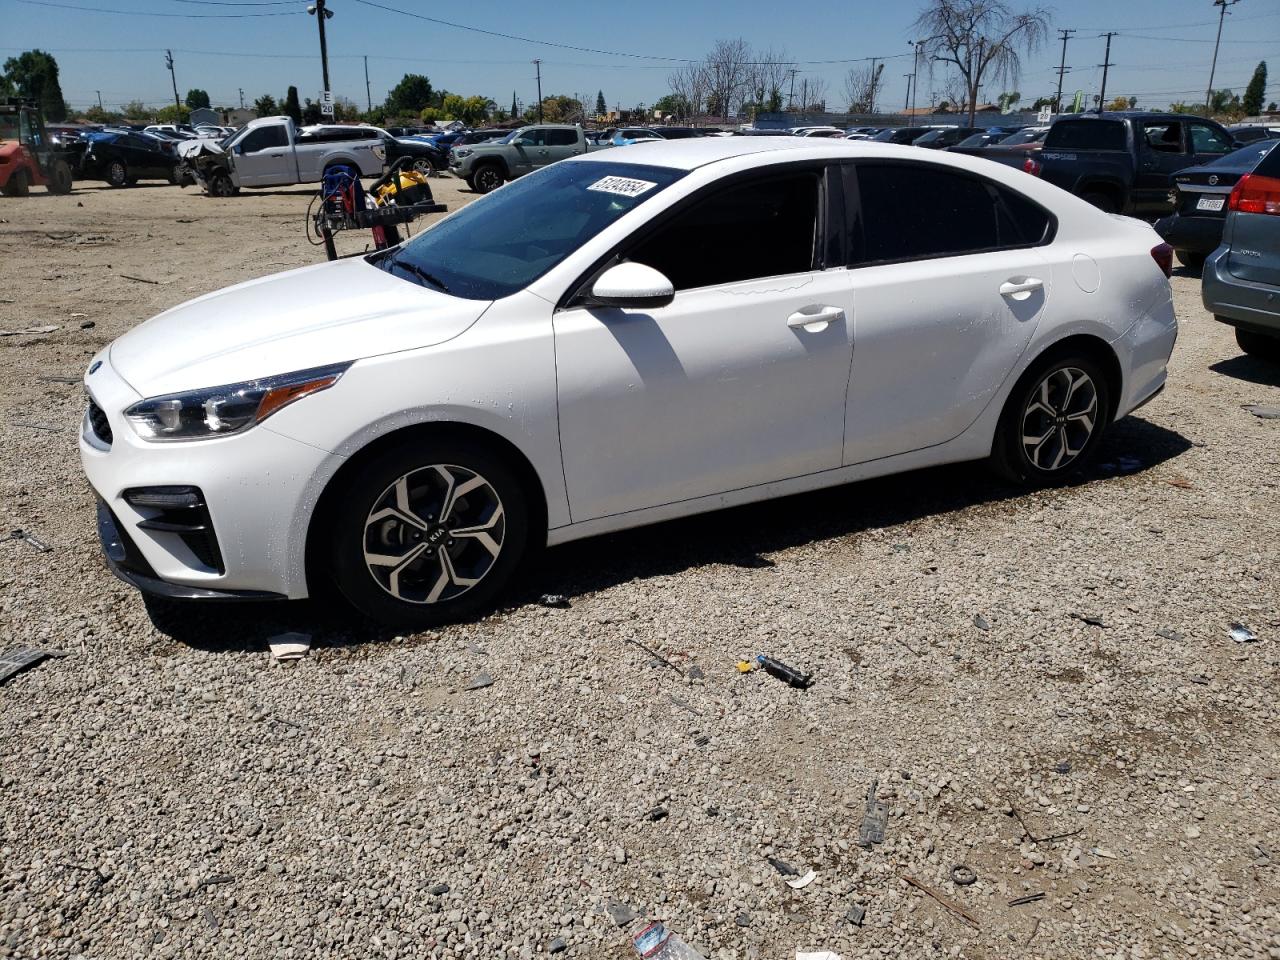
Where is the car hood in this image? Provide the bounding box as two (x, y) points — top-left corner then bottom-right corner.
(109, 256), (491, 397)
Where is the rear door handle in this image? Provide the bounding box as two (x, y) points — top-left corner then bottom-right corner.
(787, 305), (844, 331)
(999, 277), (1044, 300)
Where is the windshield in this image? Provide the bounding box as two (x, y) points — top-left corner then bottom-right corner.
(379, 160), (686, 300)
(1205, 139), (1279, 168)
(913, 130), (945, 144)
(1000, 129), (1043, 145)
(956, 133), (989, 148)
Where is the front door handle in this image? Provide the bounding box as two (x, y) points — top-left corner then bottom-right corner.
(787, 304), (844, 331)
(999, 277), (1044, 300)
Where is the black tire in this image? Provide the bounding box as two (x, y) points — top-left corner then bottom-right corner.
(47, 159), (73, 195)
(106, 160), (128, 188)
(471, 163), (504, 194)
(990, 352), (1112, 485)
(464, 176), (477, 191)
(327, 439), (531, 627)
(167, 165), (182, 185)
(1080, 191), (1119, 214)
(2, 168), (30, 196)
(1235, 327), (1280, 361)
(207, 172), (236, 197)
(1175, 250), (1205, 273)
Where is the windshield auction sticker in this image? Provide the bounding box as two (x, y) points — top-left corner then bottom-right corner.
(587, 175), (658, 198)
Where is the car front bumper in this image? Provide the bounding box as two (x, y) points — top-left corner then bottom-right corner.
(1154, 212), (1224, 255)
(1202, 245), (1280, 335)
(80, 352), (343, 600)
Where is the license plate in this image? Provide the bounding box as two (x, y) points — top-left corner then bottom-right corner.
(1196, 196), (1225, 212)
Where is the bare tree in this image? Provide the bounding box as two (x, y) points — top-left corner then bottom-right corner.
(938, 74), (969, 113)
(796, 76), (828, 113)
(704, 38), (751, 121)
(668, 61), (709, 122)
(843, 62), (885, 113)
(745, 47), (790, 117)
(914, 0), (1049, 126)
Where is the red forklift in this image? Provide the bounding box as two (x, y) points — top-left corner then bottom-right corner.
(0, 98), (74, 196)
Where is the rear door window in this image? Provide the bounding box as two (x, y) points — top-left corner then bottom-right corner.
(545, 129), (578, 147)
(1141, 122), (1184, 154)
(848, 163), (1051, 264)
(1044, 120), (1127, 150)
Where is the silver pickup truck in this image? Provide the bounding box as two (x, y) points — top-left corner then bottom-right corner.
(186, 116), (386, 196)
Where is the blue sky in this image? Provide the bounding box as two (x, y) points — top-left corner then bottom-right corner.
(4, 0), (1278, 115)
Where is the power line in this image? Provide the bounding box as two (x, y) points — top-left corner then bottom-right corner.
(14, 0), (302, 15)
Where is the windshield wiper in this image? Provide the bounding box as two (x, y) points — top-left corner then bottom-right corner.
(390, 256), (450, 294)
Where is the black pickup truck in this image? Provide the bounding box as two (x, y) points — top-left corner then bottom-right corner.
(1033, 112), (1239, 217)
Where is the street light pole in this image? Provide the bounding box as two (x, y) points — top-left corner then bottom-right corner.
(308, 0), (333, 96)
(533, 58), (543, 122)
(903, 74), (912, 113)
(364, 55), (372, 113)
(1205, 0), (1239, 116)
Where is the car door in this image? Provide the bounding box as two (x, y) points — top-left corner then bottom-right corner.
(510, 129), (544, 176)
(1134, 120), (1189, 213)
(232, 124), (291, 186)
(840, 161), (1051, 464)
(553, 165), (856, 522)
(1186, 121), (1234, 165)
(540, 128), (580, 166)
(133, 136), (168, 178)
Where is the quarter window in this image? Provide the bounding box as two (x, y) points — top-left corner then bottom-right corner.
(1188, 123), (1232, 155)
(1141, 122), (1183, 153)
(626, 172), (820, 290)
(850, 164), (1049, 264)
(545, 129), (578, 146)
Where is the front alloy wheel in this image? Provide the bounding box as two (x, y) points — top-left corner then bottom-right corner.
(991, 354), (1111, 484)
(472, 165), (504, 193)
(107, 160), (128, 187)
(329, 440), (530, 626)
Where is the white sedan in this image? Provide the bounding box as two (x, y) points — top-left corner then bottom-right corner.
(81, 137), (1177, 625)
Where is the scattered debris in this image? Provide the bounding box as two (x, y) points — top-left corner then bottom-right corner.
(796, 953), (842, 960)
(0, 324), (60, 336)
(669, 695), (702, 717)
(1069, 612), (1106, 628)
(1027, 918), (1041, 945)
(5, 528), (52, 552)
(1229, 623), (1257, 643)
(630, 921), (704, 958)
(1089, 846), (1117, 860)
(734, 913), (750, 927)
(692, 733), (710, 748)
(950, 865), (977, 886)
(1167, 476), (1195, 490)
(785, 869), (817, 890)
(1243, 404), (1280, 420)
(79, 320), (95, 329)
(1189, 674), (1211, 686)
(1008, 892), (1045, 907)
(755, 654), (812, 689)
(1007, 800), (1083, 844)
(464, 670), (494, 691)
(196, 874), (235, 892)
(37, 375), (81, 384)
(735, 660), (755, 673)
(1155, 628), (1185, 642)
(267, 632), (311, 662)
(119, 273), (160, 284)
(0, 647), (68, 686)
(643, 806), (668, 822)
(547, 937), (566, 953)
(623, 638), (683, 676)
(844, 903), (866, 927)
(428, 882), (449, 895)
(900, 874), (980, 930)
(606, 899), (639, 927)
(14, 422), (69, 434)
(857, 780), (888, 848)
(973, 614), (990, 631)
(1054, 760), (1072, 774)
(767, 857), (799, 877)
(537, 593), (570, 608)
(687, 664), (705, 681)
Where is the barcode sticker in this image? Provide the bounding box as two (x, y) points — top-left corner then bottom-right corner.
(588, 175), (657, 198)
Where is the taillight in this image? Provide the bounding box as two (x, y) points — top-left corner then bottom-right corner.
(1227, 173), (1280, 215)
(1151, 242), (1173, 279)
(1022, 156), (1041, 176)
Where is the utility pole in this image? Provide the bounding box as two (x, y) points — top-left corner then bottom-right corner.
(95, 90), (103, 110)
(909, 41), (922, 116)
(165, 49), (180, 111)
(308, 0), (333, 96)
(787, 68), (798, 111)
(532, 58), (543, 122)
(238, 88), (245, 109)
(1054, 29), (1075, 113)
(868, 58), (879, 114)
(1205, 0), (1239, 116)
(903, 74), (913, 113)
(1097, 32), (1115, 114)
(364, 55), (372, 112)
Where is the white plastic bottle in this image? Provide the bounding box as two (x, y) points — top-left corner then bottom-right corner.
(630, 921), (706, 960)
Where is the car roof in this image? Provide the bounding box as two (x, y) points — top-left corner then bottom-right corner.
(570, 135), (959, 171)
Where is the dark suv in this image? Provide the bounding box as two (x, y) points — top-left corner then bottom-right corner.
(1202, 142), (1280, 360)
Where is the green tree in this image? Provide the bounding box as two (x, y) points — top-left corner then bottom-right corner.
(121, 99), (150, 122)
(1243, 61), (1267, 117)
(301, 97), (322, 125)
(155, 104), (189, 124)
(653, 93), (688, 118)
(386, 73), (434, 116)
(510, 91), (517, 117)
(283, 85), (302, 125)
(419, 106), (442, 122)
(594, 90), (607, 116)
(184, 88), (211, 110)
(2, 49), (68, 121)
(333, 96), (359, 121)
(253, 93), (278, 116)
(1208, 88), (1241, 117)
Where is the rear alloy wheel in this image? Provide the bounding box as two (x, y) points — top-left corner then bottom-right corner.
(1235, 327), (1280, 361)
(329, 441), (530, 626)
(991, 355), (1111, 484)
(106, 160), (128, 187)
(472, 164), (504, 194)
(411, 157), (438, 177)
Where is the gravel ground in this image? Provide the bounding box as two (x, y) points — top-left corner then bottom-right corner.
(1, 178), (1278, 960)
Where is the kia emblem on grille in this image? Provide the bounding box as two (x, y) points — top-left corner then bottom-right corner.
(88, 360), (102, 374)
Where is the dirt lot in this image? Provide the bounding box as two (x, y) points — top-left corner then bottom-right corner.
(1, 178), (1278, 960)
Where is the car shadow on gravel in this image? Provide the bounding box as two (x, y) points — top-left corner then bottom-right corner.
(140, 416), (1191, 650)
(536, 415), (1194, 600)
(1209, 354), (1280, 388)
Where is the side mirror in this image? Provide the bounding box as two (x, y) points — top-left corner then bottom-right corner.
(590, 262), (674, 309)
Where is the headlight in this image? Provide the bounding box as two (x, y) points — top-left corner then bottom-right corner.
(124, 362), (351, 442)
(454, 148), (472, 158)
